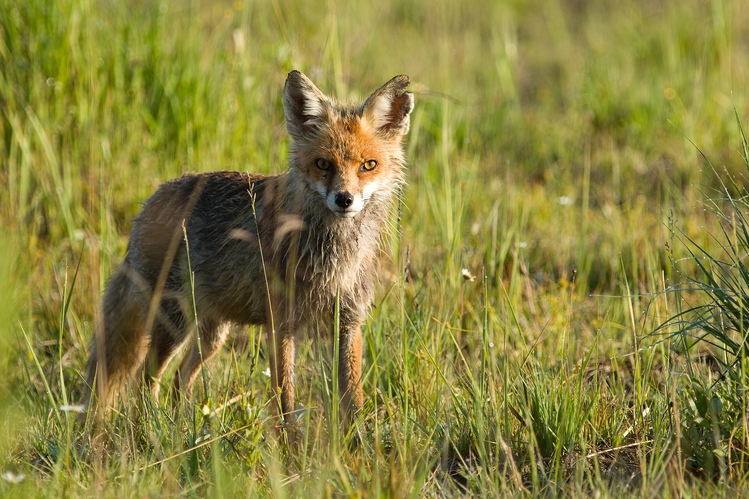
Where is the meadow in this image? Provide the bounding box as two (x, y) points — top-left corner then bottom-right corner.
(2, 0), (749, 496)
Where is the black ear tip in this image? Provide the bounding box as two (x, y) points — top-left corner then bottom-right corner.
(285, 70), (311, 90)
(389, 75), (410, 92)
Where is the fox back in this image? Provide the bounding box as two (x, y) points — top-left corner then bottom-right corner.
(81, 71), (414, 432)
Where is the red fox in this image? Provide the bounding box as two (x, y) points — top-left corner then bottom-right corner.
(81, 71), (413, 431)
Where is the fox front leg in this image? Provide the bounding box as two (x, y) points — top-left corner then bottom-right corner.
(338, 319), (364, 428)
(267, 325), (297, 425)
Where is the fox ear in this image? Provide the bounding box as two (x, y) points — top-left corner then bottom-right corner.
(283, 70), (329, 141)
(361, 75), (414, 138)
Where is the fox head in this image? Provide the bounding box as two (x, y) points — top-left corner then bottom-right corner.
(283, 71), (414, 219)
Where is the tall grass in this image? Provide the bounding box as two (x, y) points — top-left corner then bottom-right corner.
(654, 113), (749, 480)
(1, 0), (749, 496)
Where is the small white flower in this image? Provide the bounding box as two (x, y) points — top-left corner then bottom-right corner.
(558, 196), (574, 206)
(461, 268), (476, 282)
(195, 432), (212, 444)
(262, 367), (271, 377)
(1, 471), (25, 484)
(516, 241), (528, 248)
(59, 404), (86, 413)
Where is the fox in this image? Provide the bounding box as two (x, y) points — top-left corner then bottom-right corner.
(80, 70), (414, 432)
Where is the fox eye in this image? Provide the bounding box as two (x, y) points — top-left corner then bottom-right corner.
(316, 159), (332, 171)
(361, 159), (378, 172)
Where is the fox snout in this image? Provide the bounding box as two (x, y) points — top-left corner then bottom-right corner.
(328, 190), (362, 218)
(335, 191), (354, 208)
(326, 174), (382, 218)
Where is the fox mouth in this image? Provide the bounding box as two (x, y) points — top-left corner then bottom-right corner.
(330, 207), (359, 219)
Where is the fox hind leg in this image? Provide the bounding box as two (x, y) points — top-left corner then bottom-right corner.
(173, 318), (231, 398)
(142, 298), (190, 401)
(81, 264), (151, 415)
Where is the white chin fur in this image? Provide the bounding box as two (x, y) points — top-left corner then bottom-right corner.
(330, 207), (361, 218)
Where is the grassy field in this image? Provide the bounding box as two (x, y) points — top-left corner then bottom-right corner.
(2, 0), (749, 496)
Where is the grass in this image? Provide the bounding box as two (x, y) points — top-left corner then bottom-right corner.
(2, 0), (749, 495)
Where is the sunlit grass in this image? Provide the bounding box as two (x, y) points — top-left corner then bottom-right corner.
(2, 0), (749, 496)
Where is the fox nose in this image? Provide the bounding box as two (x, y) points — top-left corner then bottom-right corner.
(334, 192), (354, 209)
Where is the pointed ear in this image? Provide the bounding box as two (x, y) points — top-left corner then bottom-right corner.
(361, 75), (414, 138)
(283, 70), (329, 141)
